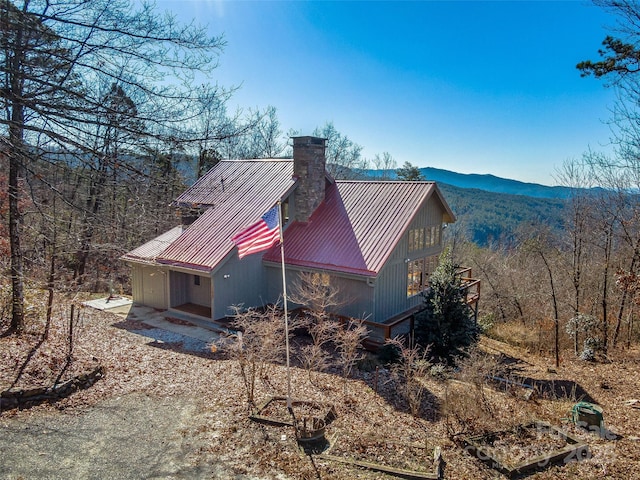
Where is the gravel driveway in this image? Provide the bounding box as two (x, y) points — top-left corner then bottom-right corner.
(0, 393), (237, 480)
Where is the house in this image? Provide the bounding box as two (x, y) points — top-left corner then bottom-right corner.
(122, 136), (476, 343)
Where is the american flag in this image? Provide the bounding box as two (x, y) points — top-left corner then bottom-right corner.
(232, 206), (280, 259)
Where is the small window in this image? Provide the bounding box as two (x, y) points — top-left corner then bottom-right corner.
(407, 255), (440, 297)
(408, 228), (426, 252)
(311, 272), (331, 287)
(407, 258), (425, 297)
(281, 198), (290, 223)
(194, 275), (200, 286)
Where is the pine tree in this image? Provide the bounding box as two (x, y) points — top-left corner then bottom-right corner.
(414, 249), (478, 361)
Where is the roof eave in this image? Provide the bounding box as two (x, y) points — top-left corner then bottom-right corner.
(155, 259), (213, 274)
(263, 259), (377, 279)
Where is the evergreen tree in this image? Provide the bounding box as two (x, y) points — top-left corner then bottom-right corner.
(396, 161), (425, 181)
(414, 249), (478, 361)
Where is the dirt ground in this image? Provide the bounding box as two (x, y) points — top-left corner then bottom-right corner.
(2, 302), (640, 479)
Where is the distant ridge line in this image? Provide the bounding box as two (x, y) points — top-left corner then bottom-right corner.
(366, 166), (598, 200)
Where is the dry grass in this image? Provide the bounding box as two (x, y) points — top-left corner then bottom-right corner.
(2, 299), (640, 479)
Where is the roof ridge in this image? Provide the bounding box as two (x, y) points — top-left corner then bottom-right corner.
(335, 180), (436, 184)
(220, 158), (292, 162)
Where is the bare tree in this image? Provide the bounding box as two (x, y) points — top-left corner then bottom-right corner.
(290, 272), (342, 385)
(555, 158), (596, 353)
(289, 271), (343, 314)
(242, 106), (288, 159)
(578, 0), (640, 349)
(218, 305), (287, 409)
(1, 0), (226, 332)
(311, 122), (366, 179)
(385, 337), (432, 417)
(334, 318), (368, 396)
(297, 312), (338, 387)
(371, 151), (397, 180)
(521, 227), (564, 367)
(616, 270), (640, 347)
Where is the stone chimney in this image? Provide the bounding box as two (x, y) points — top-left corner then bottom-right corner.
(292, 136), (327, 223)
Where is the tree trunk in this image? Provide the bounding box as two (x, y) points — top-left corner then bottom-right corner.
(8, 146), (25, 333)
(601, 225), (613, 354)
(613, 244), (639, 346)
(540, 251), (560, 368)
(74, 164), (107, 284)
(8, 21), (26, 333)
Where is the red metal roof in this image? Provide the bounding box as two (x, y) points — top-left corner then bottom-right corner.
(121, 226), (185, 264)
(263, 181), (453, 276)
(155, 160), (296, 270)
(124, 160), (456, 276)
(173, 159), (294, 207)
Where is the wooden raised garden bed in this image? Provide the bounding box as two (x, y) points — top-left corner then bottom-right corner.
(249, 396), (336, 428)
(463, 420), (589, 478)
(318, 434), (442, 480)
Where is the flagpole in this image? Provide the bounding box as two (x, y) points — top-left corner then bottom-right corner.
(277, 201), (292, 410)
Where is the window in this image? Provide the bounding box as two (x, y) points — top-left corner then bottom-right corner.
(409, 225), (441, 251)
(281, 198), (290, 223)
(311, 272), (331, 287)
(408, 228), (425, 252)
(407, 259), (425, 297)
(407, 254), (440, 297)
(430, 225), (440, 246)
(426, 255), (439, 275)
(194, 275), (200, 286)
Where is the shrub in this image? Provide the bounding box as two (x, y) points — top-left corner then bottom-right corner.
(414, 249), (479, 362)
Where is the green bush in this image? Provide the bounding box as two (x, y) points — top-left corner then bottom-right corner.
(413, 249), (479, 362)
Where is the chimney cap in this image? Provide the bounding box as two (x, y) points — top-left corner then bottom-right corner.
(291, 136), (327, 146)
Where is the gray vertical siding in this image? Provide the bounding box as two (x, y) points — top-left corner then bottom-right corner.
(265, 265), (374, 320)
(130, 264), (168, 310)
(372, 199), (446, 322)
(190, 275), (211, 306)
(212, 253), (271, 319)
(169, 271), (189, 307)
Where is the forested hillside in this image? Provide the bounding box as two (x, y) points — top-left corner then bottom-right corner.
(416, 167), (576, 199)
(437, 183), (567, 246)
(364, 165), (570, 247)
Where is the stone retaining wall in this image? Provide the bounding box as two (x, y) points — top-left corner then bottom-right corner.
(0, 365), (104, 411)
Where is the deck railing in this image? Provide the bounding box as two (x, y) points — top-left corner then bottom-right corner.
(457, 266), (481, 314)
(361, 266), (481, 350)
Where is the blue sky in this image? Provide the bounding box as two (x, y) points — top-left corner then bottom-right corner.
(159, 0), (617, 186)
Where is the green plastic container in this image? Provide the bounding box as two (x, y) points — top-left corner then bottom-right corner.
(571, 402), (604, 431)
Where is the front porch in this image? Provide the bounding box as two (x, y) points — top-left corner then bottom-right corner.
(169, 302), (239, 335)
(172, 302), (212, 320)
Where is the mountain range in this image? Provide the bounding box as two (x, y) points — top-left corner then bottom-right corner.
(368, 166), (581, 199)
(416, 167), (574, 199)
(365, 166), (572, 246)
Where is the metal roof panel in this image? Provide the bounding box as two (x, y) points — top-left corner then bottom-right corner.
(157, 160), (296, 270)
(264, 181), (444, 276)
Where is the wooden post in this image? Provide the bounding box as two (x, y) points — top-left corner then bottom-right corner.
(68, 304), (74, 361)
